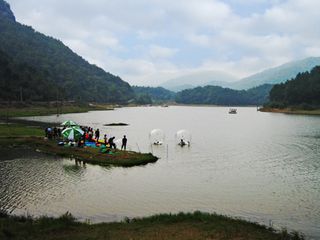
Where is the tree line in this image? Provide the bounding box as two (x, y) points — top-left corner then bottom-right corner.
(267, 66), (320, 109)
(175, 84), (273, 106)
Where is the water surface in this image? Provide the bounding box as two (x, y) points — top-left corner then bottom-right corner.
(1, 106), (319, 239)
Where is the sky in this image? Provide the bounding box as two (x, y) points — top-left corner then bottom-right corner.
(6, 0), (320, 86)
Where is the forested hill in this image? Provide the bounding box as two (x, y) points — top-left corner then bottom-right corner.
(0, 0), (134, 103)
(267, 66), (320, 108)
(0, 49), (61, 101)
(132, 86), (175, 104)
(175, 84), (273, 106)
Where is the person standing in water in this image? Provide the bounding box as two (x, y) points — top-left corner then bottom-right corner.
(121, 135), (127, 150)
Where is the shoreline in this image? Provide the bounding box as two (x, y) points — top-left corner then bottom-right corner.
(259, 107), (320, 115)
(1, 136), (158, 167)
(0, 121), (158, 167)
(0, 211), (304, 240)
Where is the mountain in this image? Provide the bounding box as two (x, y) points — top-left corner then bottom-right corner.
(231, 57), (320, 90)
(161, 71), (237, 92)
(0, 0), (134, 103)
(132, 86), (175, 104)
(267, 66), (320, 109)
(0, 0), (14, 21)
(0, 49), (60, 101)
(175, 84), (273, 106)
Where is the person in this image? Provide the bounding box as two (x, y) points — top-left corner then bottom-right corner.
(77, 138), (82, 147)
(95, 129), (100, 140)
(82, 132), (86, 145)
(57, 128), (61, 139)
(88, 129), (93, 142)
(45, 127), (49, 138)
(121, 135), (127, 150)
(108, 136), (116, 149)
(180, 139), (186, 146)
(53, 127), (58, 139)
(47, 127), (52, 140)
(104, 134), (108, 145)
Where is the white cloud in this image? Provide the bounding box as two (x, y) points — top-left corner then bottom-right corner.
(148, 45), (179, 59)
(6, 0), (320, 85)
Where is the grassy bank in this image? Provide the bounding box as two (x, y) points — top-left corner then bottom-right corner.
(0, 211), (304, 240)
(0, 103), (114, 118)
(0, 124), (158, 167)
(259, 107), (320, 115)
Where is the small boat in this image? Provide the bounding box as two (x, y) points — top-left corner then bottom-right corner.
(229, 108), (237, 114)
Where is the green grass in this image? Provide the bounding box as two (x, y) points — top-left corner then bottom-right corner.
(0, 211), (305, 240)
(0, 123), (43, 137)
(0, 104), (113, 118)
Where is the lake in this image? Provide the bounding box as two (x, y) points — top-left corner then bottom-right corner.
(1, 106), (320, 239)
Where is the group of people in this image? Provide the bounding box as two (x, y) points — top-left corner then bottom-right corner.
(81, 127), (100, 142)
(45, 127), (62, 140)
(79, 126), (127, 150)
(45, 125), (128, 151)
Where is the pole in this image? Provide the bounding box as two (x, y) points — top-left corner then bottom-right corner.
(56, 91), (59, 116)
(166, 144), (169, 160)
(136, 143), (141, 153)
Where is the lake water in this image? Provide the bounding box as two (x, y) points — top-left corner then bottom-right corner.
(1, 106), (320, 239)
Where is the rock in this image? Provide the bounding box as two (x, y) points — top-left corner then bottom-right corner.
(104, 123), (129, 126)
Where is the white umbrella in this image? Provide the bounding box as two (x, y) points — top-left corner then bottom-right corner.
(60, 120), (79, 127)
(62, 126), (84, 141)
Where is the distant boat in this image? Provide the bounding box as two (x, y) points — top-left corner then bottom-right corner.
(229, 108), (237, 114)
(162, 104), (169, 107)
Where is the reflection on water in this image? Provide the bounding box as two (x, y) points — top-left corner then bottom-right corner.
(1, 106), (319, 238)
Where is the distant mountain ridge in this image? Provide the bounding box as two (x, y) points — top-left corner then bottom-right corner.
(0, 0), (134, 103)
(161, 71), (237, 92)
(159, 57), (320, 91)
(231, 57), (320, 90)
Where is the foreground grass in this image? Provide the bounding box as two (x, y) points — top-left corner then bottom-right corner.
(259, 107), (320, 115)
(0, 124), (157, 167)
(0, 211), (304, 240)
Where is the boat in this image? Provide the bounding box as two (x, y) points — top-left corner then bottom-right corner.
(229, 108), (237, 114)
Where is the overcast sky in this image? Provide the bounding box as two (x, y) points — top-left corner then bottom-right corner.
(6, 0), (320, 85)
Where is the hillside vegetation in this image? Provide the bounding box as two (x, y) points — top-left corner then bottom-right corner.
(175, 84), (273, 106)
(132, 86), (175, 104)
(0, 0), (133, 103)
(267, 66), (320, 109)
